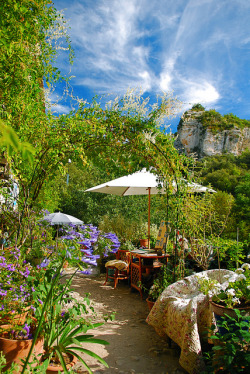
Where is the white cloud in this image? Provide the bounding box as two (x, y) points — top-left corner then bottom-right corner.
(183, 81), (220, 105)
(138, 71), (152, 92)
(52, 0), (250, 120)
(50, 103), (71, 114)
(159, 72), (172, 91)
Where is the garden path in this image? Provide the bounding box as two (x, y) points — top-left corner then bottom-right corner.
(64, 270), (187, 374)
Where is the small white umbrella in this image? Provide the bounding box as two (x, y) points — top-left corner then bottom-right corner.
(42, 212), (83, 226)
(85, 169), (216, 249)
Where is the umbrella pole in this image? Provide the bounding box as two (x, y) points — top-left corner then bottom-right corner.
(148, 187), (151, 249)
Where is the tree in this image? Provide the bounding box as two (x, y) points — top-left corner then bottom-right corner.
(196, 152), (250, 240)
(1, 1), (190, 247)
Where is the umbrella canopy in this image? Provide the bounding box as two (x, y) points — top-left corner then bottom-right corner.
(174, 180), (216, 194)
(42, 212), (83, 226)
(85, 170), (167, 249)
(85, 169), (165, 196)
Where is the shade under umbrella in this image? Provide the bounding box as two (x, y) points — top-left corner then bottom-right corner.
(85, 169), (216, 249)
(42, 212), (83, 226)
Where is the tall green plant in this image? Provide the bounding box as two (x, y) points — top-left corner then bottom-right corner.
(203, 310), (250, 373)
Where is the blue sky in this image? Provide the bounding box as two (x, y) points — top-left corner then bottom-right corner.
(51, 0), (250, 131)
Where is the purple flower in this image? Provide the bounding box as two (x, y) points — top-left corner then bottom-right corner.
(39, 258), (50, 268)
(38, 299), (43, 305)
(81, 257), (97, 266)
(23, 323), (30, 337)
(66, 250), (72, 259)
(78, 269), (92, 275)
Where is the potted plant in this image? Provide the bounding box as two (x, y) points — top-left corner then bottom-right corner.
(0, 319), (44, 371)
(0, 244), (47, 371)
(210, 264), (250, 318)
(198, 264), (250, 322)
(27, 257), (109, 374)
(146, 265), (173, 310)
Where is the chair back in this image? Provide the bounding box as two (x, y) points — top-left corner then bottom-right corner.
(116, 250), (131, 271)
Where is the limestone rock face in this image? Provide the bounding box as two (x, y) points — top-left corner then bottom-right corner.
(175, 110), (250, 158)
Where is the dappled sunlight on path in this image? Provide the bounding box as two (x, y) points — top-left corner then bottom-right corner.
(65, 271), (187, 374)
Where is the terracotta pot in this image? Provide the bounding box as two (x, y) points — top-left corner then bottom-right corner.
(63, 260), (69, 269)
(210, 300), (250, 318)
(140, 239), (149, 248)
(210, 300), (250, 336)
(146, 297), (155, 311)
(0, 325), (44, 373)
(46, 354), (77, 374)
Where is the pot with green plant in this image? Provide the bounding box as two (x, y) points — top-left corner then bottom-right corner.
(198, 264), (250, 333)
(43, 317), (109, 374)
(29, 260), (109, 374)
(0, 246), (45, 371)
(0, 320), (44, 372)
(146, 265), (173, 311)
(210, 264), (250, 318)
(137, 222), (158, 249)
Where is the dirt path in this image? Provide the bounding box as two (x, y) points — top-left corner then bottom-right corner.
(65, 270), (187, 374)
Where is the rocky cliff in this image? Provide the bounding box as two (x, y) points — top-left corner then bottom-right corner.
(174, 110), (250, 158)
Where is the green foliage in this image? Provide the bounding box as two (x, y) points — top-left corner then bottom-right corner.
(211, 237), (246, 270)
(196, 151), (250, 240)
(199, 110), (250, 133)
(235, 173), (250, 220)
(148, 265), (173, 301)
(0, 121), (34, 163)
(191, 103), (205, 111)
(203, 310), (250, 373)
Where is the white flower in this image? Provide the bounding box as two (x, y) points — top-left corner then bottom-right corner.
(224, 275), (232, 279)
(241, 263), (250, 270)
(247, 285), (250, 290)
(213, 284), (221, 291)
(232, 297), (240, 304)
(235, 268), (244, 274)
(226, 288), (236, 296)
(237, 274), (246, 281)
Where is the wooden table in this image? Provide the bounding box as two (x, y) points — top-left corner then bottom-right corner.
(130, 251), (170, 298)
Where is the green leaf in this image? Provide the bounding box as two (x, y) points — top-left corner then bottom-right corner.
(67, 346), (109, 368)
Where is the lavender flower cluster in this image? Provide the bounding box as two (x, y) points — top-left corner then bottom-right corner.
(0, 247), (32, 314)
(60, 223), (120, 273)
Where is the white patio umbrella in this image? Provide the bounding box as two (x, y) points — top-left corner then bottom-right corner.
(173, 180), (216, 194)
(85, 169), (216, 249)
(85, 169), (168, 249)
(42, 212), (83, 226)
